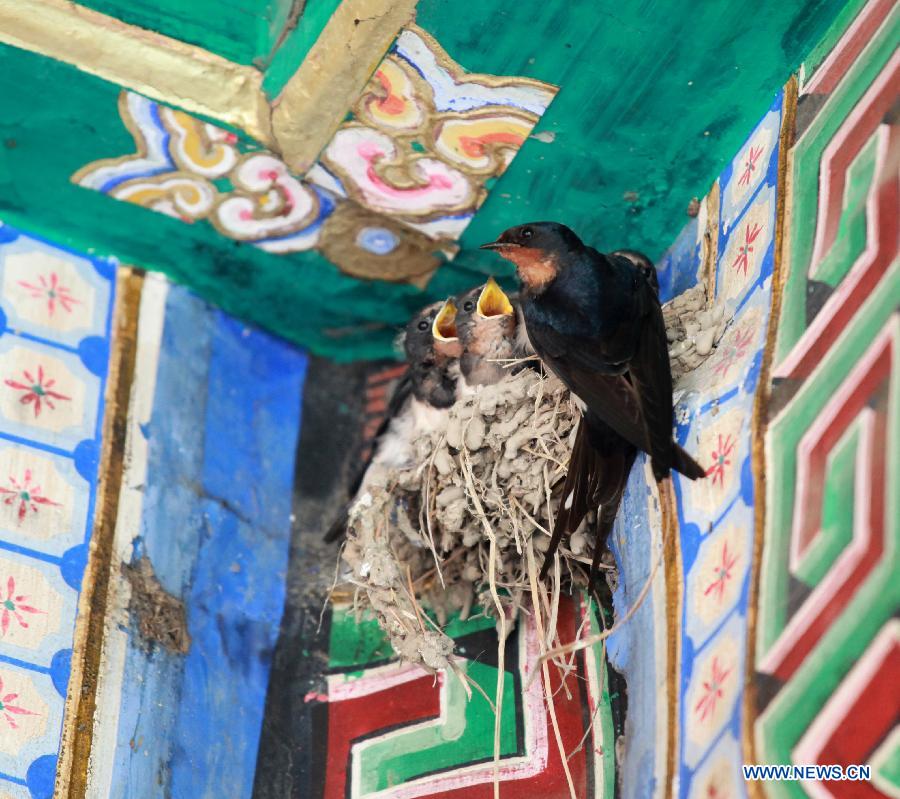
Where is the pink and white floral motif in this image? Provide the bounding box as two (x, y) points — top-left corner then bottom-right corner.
(0, 469), (60, 522)
(4, 366), (70, 417)
(731, 222), (763, 276)
(713, 326), (755, 378)
(17, 273), (80, 317)
(738, 145), (764, 186)
(214, 154), (320, 242)
(0, 675), (36, 729)
(0, 576), (43, 636)
(313, 127), (477, 224)
(703, 541), (738, 603)
(694, 656), (732, 723)
(3, 253), (96, 333)
(720, 107), (777, 232)
(706, 434), (736, 487)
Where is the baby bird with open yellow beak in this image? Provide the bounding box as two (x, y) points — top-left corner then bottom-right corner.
(325, 298), (460, 541)
(455, 277), (522, 389)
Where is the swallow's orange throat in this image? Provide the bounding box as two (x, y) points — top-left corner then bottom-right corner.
(496, 247), (558, 291)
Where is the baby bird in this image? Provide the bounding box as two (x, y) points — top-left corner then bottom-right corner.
(454, 277), (520, 390)
(325, 299), (460, 541)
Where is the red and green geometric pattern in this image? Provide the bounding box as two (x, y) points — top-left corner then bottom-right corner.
(773, 0), (898, 378)
(317, 597), (616, 798)
(754, 1), (900, 796)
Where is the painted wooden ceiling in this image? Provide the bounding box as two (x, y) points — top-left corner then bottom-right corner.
(0, 0), (849, 359)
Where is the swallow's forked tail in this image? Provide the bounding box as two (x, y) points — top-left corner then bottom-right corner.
(540, 420), (636, 585)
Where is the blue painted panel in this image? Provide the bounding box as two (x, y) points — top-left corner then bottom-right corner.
(608, 457), (662, 799)
(0, 220), (116, 798)
(108, 287), (306, 798)
(671, 91), (783, 799)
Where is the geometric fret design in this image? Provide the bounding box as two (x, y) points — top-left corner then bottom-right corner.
(753, 2), (900, 797)
(758, 316), (897, 680)
(773, 3), (898, 378)
(316, 598), (614, 798)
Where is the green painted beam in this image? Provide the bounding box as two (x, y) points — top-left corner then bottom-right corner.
(0, 0), (850, 361)
(0, 46), (447, 361)
(419, 0), (850, 272)
(77, 0), (296, 66)
(263, 0), (344, 98)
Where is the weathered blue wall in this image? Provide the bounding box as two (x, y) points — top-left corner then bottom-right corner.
(100, 283), (306, 798)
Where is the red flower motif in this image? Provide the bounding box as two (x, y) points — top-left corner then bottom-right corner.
(0, 575), (43, 636)
(0, 675), (37, 729)
(706, 434), (736, 487)
(694, 656), (732, 722)
(713, 326), (755, 377)
(738, 145), (764, 186)
(0, 469), (60, 522)
(703, 540), (739, 602)
(731, 222), (763, 276)
(4, 366), (70, 417)
(18, 273), (80, 317)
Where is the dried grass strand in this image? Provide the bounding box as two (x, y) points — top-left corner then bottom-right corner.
(526, 540), (577, 799)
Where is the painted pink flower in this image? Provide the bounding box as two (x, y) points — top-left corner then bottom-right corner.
(18, 273), (80, 316)
(738, 145), (764, 186)
(731, 223), (763, 276)
(706, 434), (736, 487)
(4, 366), (70, 417)
(714, 326), (755, 377)
(694, 656), (732, 722)
(0, 576), (43, 636)
(0, 469), (60, 521)
(0, 675), (37, 729)
(703, 541), (738, 602)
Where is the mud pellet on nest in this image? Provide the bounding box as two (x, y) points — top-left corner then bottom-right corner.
(437, 485), (464, 507)
(445, 417), (463, 449)
(434, 448), (454, 476)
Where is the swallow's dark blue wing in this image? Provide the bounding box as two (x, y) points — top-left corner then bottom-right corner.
(540, 411), (636, 583)
(526, 318), (651, 452)
(625, 281), (676, 480)
(628, 282), (706, 480)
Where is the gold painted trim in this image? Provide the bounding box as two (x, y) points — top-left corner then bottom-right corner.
(742, 75), (798, 799)
(660, 478), (683, 799)
(0, 0), (274, 146)
(55, 269), (144, 799)
(271, 0), (419, 174)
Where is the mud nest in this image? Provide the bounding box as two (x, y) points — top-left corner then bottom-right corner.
(339, 281), (723, 672)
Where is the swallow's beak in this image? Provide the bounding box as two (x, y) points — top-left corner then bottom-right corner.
(432, 298), (458, 341)
(477, 277), (514, 318)
(479, 237), (518, 251)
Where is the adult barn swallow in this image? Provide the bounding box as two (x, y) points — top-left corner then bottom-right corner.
(481, 222), (704, 579)
(454, 277), (519, 388)
(325, 299), (461, 542)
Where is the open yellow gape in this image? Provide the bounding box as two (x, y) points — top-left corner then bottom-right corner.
(477, 277), (514, 318)
(432, 298), (459, 341)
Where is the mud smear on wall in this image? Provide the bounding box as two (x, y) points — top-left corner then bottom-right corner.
(123, 556), (191, 655)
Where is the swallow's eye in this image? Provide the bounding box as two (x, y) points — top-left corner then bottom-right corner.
(463, 301), (475, 313)
(417, 319), (430, 331)
(521, 227), (533, 241)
